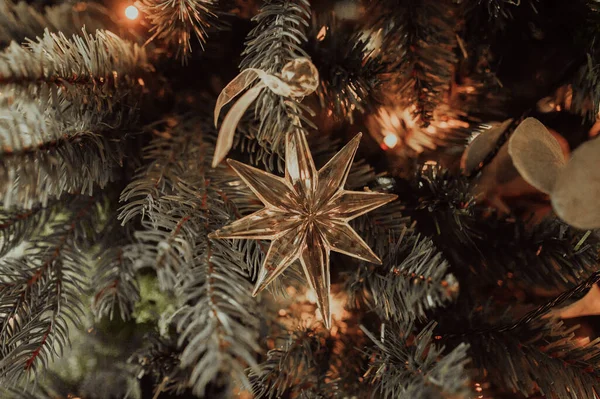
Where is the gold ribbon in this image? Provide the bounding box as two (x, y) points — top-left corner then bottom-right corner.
(212, 58), (319, 168)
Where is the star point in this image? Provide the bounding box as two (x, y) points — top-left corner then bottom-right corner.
(210, 130), (396, 328)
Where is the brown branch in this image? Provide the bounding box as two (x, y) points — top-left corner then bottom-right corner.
(24, 324), (51, 370)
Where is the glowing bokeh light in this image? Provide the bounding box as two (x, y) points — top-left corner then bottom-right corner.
(383, 133), (398, 149)
(125, 5), (139, 20)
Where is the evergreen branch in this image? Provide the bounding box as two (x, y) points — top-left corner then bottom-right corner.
(306, 14), (388, 123)
(0, 27), (151, 156)
(0, 200), (57, 258)
(456, 217), (599, 291)
(131, 334), (189, 397)
(175, 231), (260, 396)
(0, 28), (150, 135)
(0, 387), (53, 399)
(240, 0), (311, 74)
(467, 0), (538, 26)
(345, 234), (458, 324)
(135, 0), (222, 61)
(119, 119), (211, 290)
(371, 0), (460, 126)
(172, 168), (261, 396)
(119, 118), (210, 225)
(404, 165), (479, 245)
(344, 168), (410, 256)
(350, 200), (411, 257)
(0, 29), (151, 208)
(572, 53), (600, 120)
(92, 222), (140, 321)
(119, 115), (261, 395)
(239, 0), (314, 156)
(134, 203), (199, 291)
(0, 28), (150, 93)
(442, 270), (600, 339)
(572, 0), (600, 120)
(362, 322), (472, 399)
(402, 165), (600, 291)
(0, 98), (125, 208)
(0, 0), (114, 48)
(0, 196), (101, 385)
(232, 124), (286, 172)
(249, 327), (326, 399)
(464, 317), (600, 399)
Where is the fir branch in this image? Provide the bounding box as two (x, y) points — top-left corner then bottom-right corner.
(350, 199), (410, 257)
(133, 201), (200, 291)
(0, 0), (114, 48)
(0, 200), (57, 258)
(0, 387), (53, 399)
(403, 165), (600, 291)
(462, 217), (598, 291)
(0, 29), (151, 208)
(345, 234), (458, 324)
(406, 164), (479, 245)
(464, 317), (600, 399)
(363, 322), (472, 399)
(119, 118), (211, 226)
(371, 0), (460, 126)
(0, 196), (101, 385)
(0, 28), (150, 119)
(572, 53), (600, 120)
(92, 222), (140, 321)
(306, 14), (388, 123)
(239, 0), (314, 156)
(232, 126), (286, 172)
(119, 119), (211, 290)
(249, 327), (326, 399)
(131, 334), (189, 397)
(346, 170), (410, 256)
(175, 232), (260, 396)
(119, 115), (261, 395)
(0, 98), (125, 208)
(571, 1), (600, 120)
(468, 0), (538, 25)
(135, 0), (222, 61)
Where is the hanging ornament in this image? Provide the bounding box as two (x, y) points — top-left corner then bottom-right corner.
(209, 130), (397, 328)
(212, 58), (319, 168)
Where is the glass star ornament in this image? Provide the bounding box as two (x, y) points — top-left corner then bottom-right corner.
(208, 130), (397, 328)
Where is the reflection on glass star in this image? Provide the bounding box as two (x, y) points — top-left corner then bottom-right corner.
(209, 130), (397, 328)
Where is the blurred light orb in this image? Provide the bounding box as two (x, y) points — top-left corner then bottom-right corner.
(383, 133), (398, 149)
(125, 5), (139, 20)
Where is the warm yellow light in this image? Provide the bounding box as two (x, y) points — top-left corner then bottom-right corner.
(125, 5), (139, 20)
(383, 133), (398, 148)
(317, 25), (327, 41)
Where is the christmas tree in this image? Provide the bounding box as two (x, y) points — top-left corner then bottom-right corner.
(1, 0), (600, 398)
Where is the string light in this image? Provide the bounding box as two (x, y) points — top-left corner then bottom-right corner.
(125, 5), (139, 20)
(383, 133), (398, 149)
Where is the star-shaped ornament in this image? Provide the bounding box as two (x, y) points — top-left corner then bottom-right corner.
(209, 130), (397, 328)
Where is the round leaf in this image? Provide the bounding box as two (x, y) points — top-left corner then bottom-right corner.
(508, 117), (566, 194)
(552, 138), (600, 229)
(461, 119), (512, 174)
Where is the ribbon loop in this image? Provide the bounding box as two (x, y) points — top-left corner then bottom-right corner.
(212, 58), (320, 168)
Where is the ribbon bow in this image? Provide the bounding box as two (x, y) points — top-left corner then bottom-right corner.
(212, 57), (319, 167)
